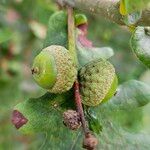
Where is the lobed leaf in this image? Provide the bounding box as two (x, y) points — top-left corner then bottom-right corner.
(99, 80), (150, 112)
(13, 91), (75, 134)
(12, 80), (150, 149)
(0, 28), (13, 43)
(76, 36), (114, 69)
(120, 0), (150, 15)
(43, 11), (68, 48)
(130, 26), (150, 68)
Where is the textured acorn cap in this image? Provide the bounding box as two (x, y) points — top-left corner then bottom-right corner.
(79, 59), (117, 106)
(32, 45), (77, 93)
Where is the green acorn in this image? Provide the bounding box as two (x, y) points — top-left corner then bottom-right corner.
(75, 14), (88, 26)
(130, 26), (150, 68)
(79, 59), (118, 106)
(31, 45), (77, 93)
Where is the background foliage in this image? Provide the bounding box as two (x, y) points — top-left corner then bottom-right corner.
(0, 0), (150, 149)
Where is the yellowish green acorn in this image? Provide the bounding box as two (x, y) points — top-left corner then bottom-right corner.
(79, 59), (118, 106)
(32, 45), (77, 93)
(75, 14), (88, 26)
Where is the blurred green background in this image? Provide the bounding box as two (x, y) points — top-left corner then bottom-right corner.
(0, 0), (150, 149)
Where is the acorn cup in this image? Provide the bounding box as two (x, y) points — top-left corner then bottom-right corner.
(31, 45), (77, 93)
(79, 59), (118, 106)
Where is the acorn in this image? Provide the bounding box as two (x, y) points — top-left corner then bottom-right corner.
(75, 14), (88, 26)
(31, 45), (77, 93)
(79, 59), (118, 106)
(130, 26), (150, 68)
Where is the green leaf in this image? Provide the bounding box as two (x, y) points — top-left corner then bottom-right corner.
(43, 11), (68, 48)
(85, 108), (102, 134)
(12, 80), (150, 149)
(123, 11), (142, 25)
(130, 26), (150, 68)
(76, 31), (114, 69)
(13, 91), (75, 134)
(13, 91), (83, 149)
(101, 80), (150, 111)
(0, 28), (13, 43)
(41, 131), (83, 150)
(120, 0), (150, 15)
(88, 80), (150, 149)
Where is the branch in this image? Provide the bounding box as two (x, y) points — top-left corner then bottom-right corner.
(74, 81), (88, 134)
(67, 5), (78, 65)
(67, 5), (88, 134)
(62, 0), (150, 26)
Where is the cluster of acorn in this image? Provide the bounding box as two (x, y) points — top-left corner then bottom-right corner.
(32, 46), (115, 150)
(29, 10), (118, 150)
(31, 47), (117, 107)
(11, 10), (118, 150)
(11, 1), (150, 148)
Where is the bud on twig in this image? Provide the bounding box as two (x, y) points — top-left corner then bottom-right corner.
(11, 110), (28, 129)
(63, 110), (81, 130)
(83, 132), (98, 150)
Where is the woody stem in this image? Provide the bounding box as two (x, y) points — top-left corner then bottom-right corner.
(67, 5), (88, 134)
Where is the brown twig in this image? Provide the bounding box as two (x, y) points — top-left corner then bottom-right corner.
(67, 5), (88, 134)
(67, 5), (98, 149)
(63, 0), (150, 26)
(74, 81), (88, 134)
(56, 1), (64, 10)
